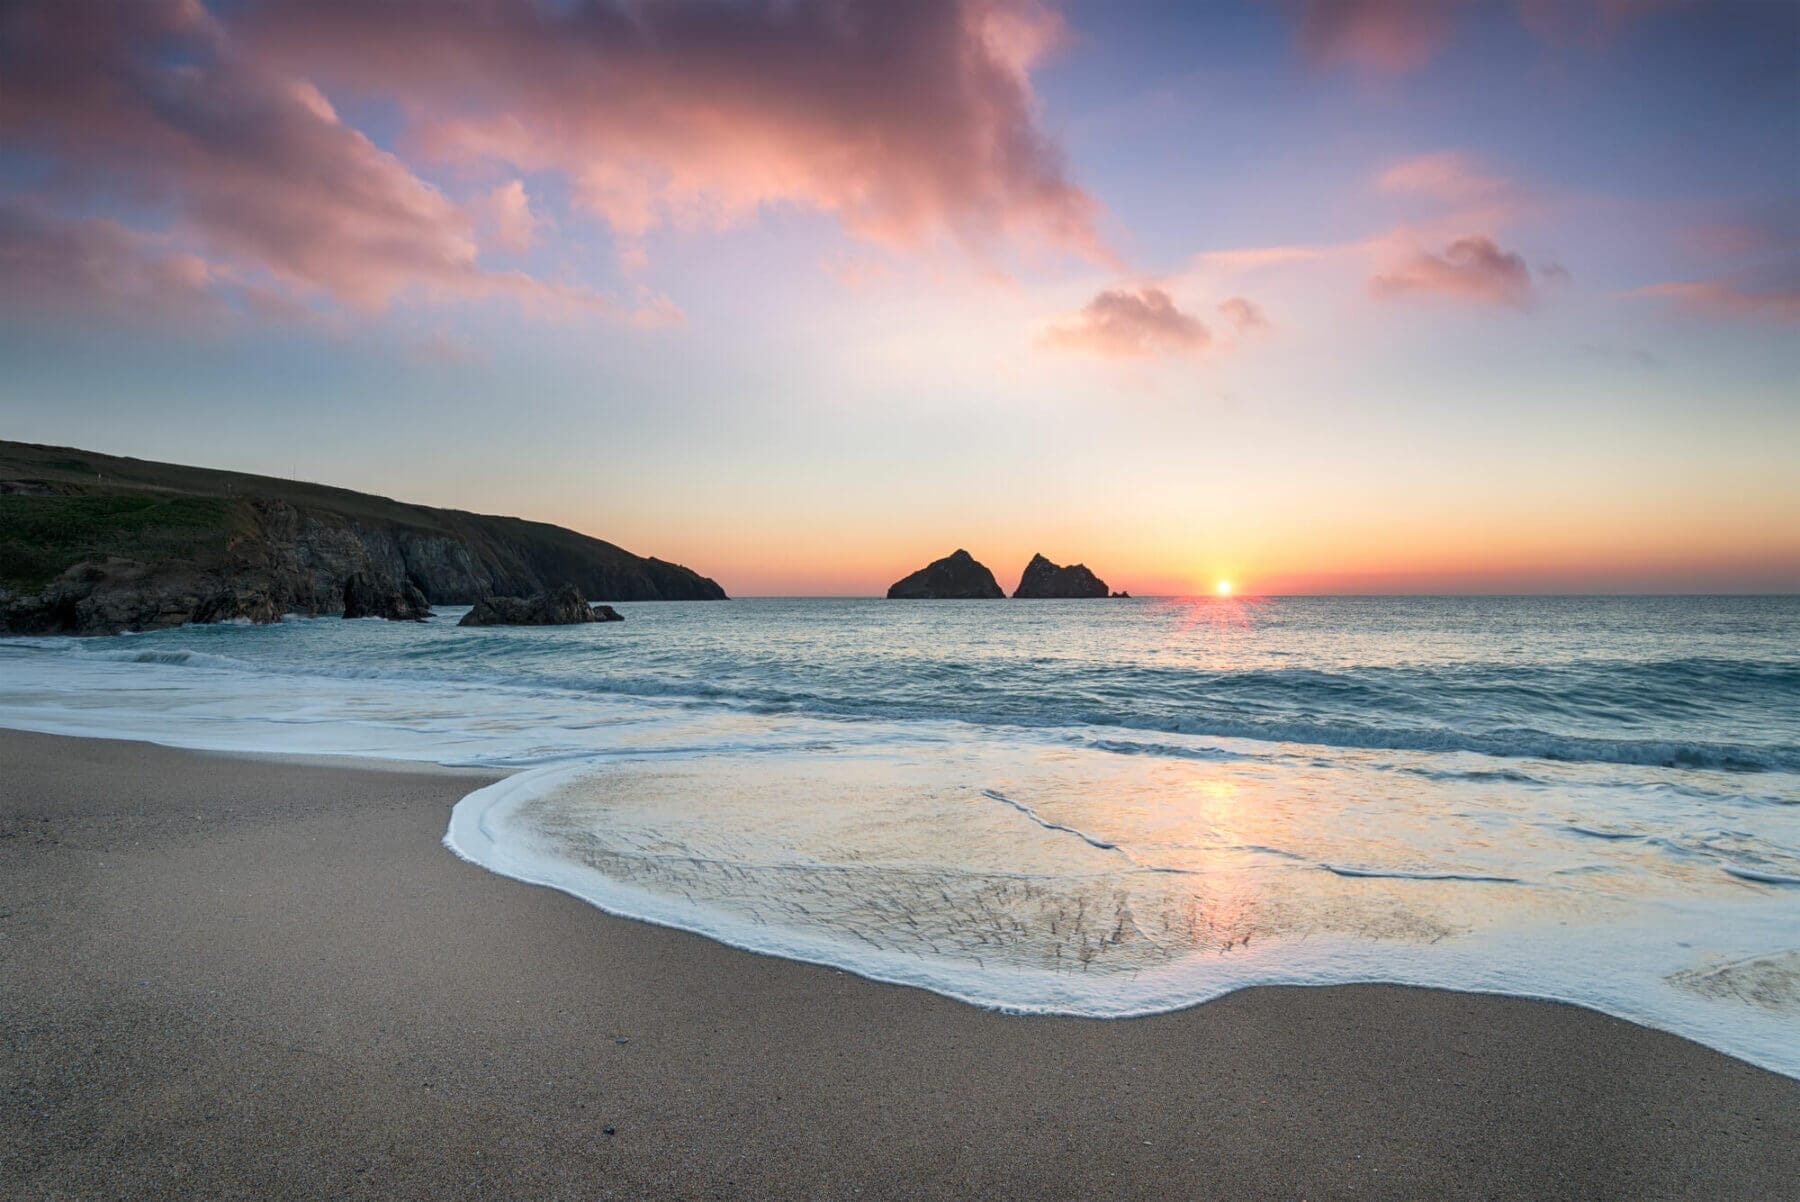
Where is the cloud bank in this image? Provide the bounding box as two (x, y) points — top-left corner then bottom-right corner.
(0, 0), (1099, 326)
(248, 0), (1105, 262)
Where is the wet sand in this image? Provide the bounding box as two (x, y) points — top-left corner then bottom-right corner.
(2, 728), (1794, 1199)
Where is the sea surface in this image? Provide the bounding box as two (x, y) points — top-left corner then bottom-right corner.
(3, 596), (1797, 1074)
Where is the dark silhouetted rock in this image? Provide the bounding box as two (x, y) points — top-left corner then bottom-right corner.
(1013, 553), (1110, 598)
(0, 439), (726, 636)
(886, 550), (1004, 599)
(342, 572), (432, 621)
(0, 557), (286, 636)
(459, 584), (624, 626)
(1111, 590), (1131, 598)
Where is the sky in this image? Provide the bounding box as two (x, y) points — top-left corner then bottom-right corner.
(1, 0), (1795, 596)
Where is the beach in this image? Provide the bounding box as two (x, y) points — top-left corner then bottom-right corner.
(3, 728), (1794, 1200)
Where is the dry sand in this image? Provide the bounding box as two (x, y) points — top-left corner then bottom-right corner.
(2, 728), (1794, 1199)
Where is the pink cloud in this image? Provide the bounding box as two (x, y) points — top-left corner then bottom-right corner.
(1293, 0), (1466, 73)
(1217, 296), (1272, 333)
(1377, 152), (1510, 206)
(0, 0), (561, 316)
(1042, 287), (1212, 357)
(1622, 281), (1800, 324)
(1289, 0), (1684, 73)
(1370, 235), (1537, 308)
(0, 198), (302, 326)
(0, 1), (681, 325)
(247, 0), (1108, 266)
(409, 330), (483, 366)
(480, 180), (538, 254)
(0, 204), (215, 319)
(1516, 0), (1689, 47)
(1193, 244), (1332, 271)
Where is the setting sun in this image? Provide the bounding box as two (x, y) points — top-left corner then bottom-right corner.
(1216, 580), (1233, 597)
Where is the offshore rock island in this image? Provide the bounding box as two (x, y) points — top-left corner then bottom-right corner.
(0, 441), (725, 635)
(885, 549), (1006, 599)
(888, 549), (1120, 599)
(459, 585), (624, 626)
(1013, 553), (1109, 598)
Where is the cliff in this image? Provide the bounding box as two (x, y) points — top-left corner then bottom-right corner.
(1013, 553), (1110, 598)
(0, 441), (726, 635)
(886, 549), (1004, 599)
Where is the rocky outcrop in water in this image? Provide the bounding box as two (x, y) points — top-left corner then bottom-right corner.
(886, 550), (1005, 599)
(0, 440), (726, 635)
(458, 584), (624, 626)
(0, 557), (287, 636)
(1013, 553), (1110, 599)
(342, 571), (432, 621)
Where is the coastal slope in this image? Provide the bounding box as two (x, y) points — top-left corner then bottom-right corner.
(0, 441), (726, 634)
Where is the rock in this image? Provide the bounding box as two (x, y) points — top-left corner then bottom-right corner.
(1012, 553), (1110, 598)
(341, 571), (432, 621)
(0, 557), (285, 636)
(1111, 590), (1131, 599)
(458, 583), (624, 626)
(886, 550), (1004, 599)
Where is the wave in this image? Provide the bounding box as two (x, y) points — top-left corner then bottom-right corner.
(1721, 865), (1800, 886)
(49, 643), (1800, 773)
(1319, 864), (1522, 884)
(980, 789), (1124, 852)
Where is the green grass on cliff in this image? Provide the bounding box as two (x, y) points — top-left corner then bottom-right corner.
(0, 494), (236, 592)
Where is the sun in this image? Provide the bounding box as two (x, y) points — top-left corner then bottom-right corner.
(1215, 579), (1233, 597)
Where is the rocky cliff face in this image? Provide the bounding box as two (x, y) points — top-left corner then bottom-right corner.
(886, 550), (1005, 599)
(1013, 553), (1110, 598)
(0, 441), (726, 636)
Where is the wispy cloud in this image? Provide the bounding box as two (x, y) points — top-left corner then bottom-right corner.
(1286, 0), (1688, 73)
(1217, 296), (1272, 333)
(1292, 0), (1465, 74)
(0, 199), (300, 326)
(1622, 280), (1800, 323)
(1377, 152), (1511, 207)
(479, 181), (539, 255)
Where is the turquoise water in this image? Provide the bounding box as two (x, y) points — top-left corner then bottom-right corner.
(3, 596), (1796, 1072)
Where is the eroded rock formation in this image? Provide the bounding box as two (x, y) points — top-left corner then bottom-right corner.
(1013, 553), (1110, 598)
(886, 550), (1005, 599)
(458, 584), (624, 626)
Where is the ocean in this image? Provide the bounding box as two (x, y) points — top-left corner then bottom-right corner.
(3, 595), (1796, 1074)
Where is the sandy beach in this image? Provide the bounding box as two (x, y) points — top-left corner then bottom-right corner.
(1, 728), (1794, 1199)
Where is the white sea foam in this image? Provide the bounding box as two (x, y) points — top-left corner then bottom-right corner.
(445, 750), (1800, 1076)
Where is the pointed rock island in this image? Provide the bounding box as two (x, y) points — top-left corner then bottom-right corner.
(1013, 553), (1110, 598)
(886, 550), (1005, 599)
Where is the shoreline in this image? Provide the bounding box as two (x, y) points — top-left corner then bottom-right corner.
(3, 728), (1796, 1198)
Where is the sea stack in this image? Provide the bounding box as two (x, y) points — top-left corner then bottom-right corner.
(458, 584), (624, 626)
(886, 550), (1005, 599)
(341, 572), (432, 621)
(1012, 553), (1110, 599)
